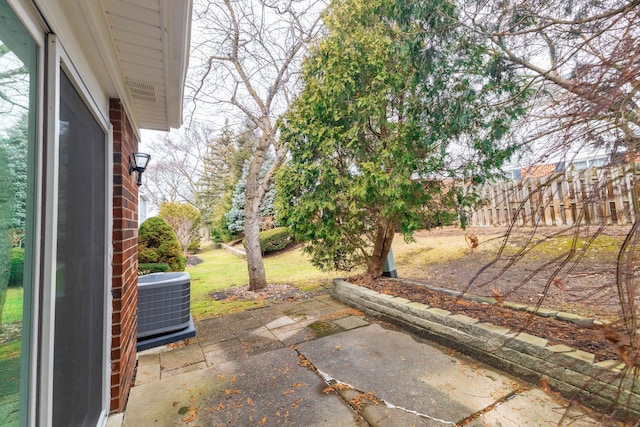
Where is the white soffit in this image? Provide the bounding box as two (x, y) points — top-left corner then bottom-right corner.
(98, 0), (191, 131)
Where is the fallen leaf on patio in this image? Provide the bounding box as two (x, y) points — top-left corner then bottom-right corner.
(282, 390), (294, 396)
(259, 417), (267, 425)
(292, 383), (308, 388)
(322, 384), (352, 394)
(168, 340), (186, 349)
(349, 392), (379, 410)
(247, 397), (254, 407)
(540, 376), (551, 393)
(225, 389), (241, 395)
(296, 355), (313, 369)
(182, 408), (197, 423)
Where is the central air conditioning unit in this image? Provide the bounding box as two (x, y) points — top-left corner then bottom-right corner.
(136, 272), (195, 351)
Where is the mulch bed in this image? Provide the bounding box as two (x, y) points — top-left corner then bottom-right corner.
(349, 276), (623, 363)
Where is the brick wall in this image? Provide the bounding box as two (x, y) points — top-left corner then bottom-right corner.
(109, 98), (139, 413)
(521, 163), (556, 179)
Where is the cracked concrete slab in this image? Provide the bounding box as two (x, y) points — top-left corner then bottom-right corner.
(123, 295), (611, 426)
(124, 347), (358, 427)
(159, 343), (204, 372)
(472, 388), (605, 426)
(297, 323), (523, 425)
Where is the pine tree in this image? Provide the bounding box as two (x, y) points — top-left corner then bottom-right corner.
(226, 157), (276, 233)
(196, 122), (256, 227)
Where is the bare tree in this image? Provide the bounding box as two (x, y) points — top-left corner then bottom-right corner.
(143, 122), (214, 211)
(458, 1), (640, 412)
(190, 0), (325, 290)
(461, 0), (640, 162)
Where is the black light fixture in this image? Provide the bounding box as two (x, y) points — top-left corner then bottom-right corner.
(129, 152), (151, 186)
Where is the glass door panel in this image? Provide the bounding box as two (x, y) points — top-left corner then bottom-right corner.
(0, 1), (38, 425)
(52, 70), (106, 427)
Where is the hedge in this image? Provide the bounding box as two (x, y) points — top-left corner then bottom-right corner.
(9, 247), (24, 288)
(243, 227), (293, 255)
(138, 263), (170, 275)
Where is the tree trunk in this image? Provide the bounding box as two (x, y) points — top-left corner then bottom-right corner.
(244, 203), (266, 290)
(365, 217), (396, 279)
(244, 149), (268, 291)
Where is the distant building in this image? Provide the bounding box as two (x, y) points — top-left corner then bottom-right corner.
(505, 154), (609, 181)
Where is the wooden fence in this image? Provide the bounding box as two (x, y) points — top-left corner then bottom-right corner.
(468, 165), (640, 227)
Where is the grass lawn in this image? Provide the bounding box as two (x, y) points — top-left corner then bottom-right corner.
(2, 288), (23, 325)
(1, 289), (23, 400)
(188, 245), (338, 320)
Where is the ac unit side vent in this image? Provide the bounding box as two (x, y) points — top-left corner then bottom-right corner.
(137, 274), (191, 339)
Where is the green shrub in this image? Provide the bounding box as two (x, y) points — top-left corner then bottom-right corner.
(187, 238), (201, 253)
(138, 262), (170, 275)
(138, 246), (159, 263)
(138, 217), (186, 272)
(9, 248), (24, 288)
(209, 190), (237, 245)
(244, 227), (293, 255)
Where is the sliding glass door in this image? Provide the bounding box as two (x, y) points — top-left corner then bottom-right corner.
(52, 70), (107, 427)
(0, 3), (111, 426)
(0, 1), (38, 425)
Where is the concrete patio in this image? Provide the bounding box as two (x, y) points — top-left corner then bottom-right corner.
(109, 294), (616, 426)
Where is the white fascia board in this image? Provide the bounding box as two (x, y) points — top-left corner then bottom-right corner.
(164, 0), (193, 130)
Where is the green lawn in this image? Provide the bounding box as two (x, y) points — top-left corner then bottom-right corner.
(188, 245), (337, 320)
(1, 289), (23, 401)
(1, 288), (23, 325)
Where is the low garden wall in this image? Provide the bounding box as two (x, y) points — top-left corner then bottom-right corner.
(332, 278), (640, 418)
(220, 243), (246, 259)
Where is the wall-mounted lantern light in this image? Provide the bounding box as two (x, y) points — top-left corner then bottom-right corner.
(129, 152), (151, 186)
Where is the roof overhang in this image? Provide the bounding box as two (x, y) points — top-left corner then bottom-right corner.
(94, 0), (192, 131)
(35, 0), (192, 132)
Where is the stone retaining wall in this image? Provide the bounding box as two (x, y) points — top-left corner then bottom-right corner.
(332, 278), (640, 418)
(220, 243), (246, 259)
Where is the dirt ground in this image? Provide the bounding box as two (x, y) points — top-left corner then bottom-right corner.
(353, 225), (637, 363)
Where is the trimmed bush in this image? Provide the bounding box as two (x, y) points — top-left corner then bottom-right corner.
(187, 238), (201, 253)
(138, 263), (170, 275)
(9, 248), (24, 288)
(244, 227), (293, 255)
(138, 217), (186, 272)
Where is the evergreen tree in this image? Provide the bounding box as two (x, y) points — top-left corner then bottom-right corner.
(277, 0), (530, 277)
(196, 122), (256, 227)
(0, 114), (28, 239)
(0, 145), (13, 325)
(226, 157), (276, 233)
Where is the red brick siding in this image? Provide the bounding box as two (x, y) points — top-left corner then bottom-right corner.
(521, 164), (556, 179)
(109, 98), (139, 413)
